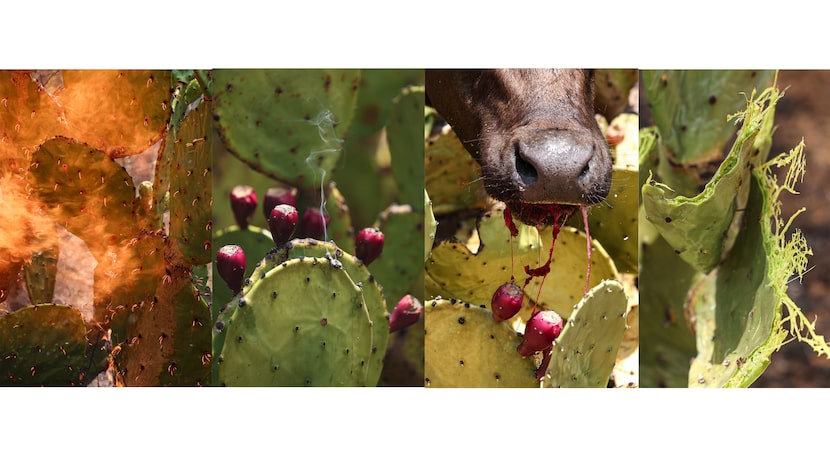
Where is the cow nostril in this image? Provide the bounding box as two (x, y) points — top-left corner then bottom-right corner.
(578, 144), (596, 180)
(515, 143), (538, 187)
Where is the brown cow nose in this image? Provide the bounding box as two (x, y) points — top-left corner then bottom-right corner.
(513, 128), (611, 205)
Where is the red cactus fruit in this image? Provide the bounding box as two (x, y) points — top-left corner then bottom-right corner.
(517, 310), (563, 357)
(355, 227), (384, 266)
(491, 281), (524, 322)
(262, 186), (298, 221)
(389, 294), (423, 333)
(301, 207), (330, 240)
(230, 185), (257, 229)
(268, 204), (299, 247)
(217, 244), (246, 294)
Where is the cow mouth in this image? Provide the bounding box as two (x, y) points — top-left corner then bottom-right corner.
(507, 201), (578, 228)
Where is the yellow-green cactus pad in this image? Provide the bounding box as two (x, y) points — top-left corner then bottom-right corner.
(424, 129), (489, 215)
(424, 297), (538, 388)
(542, 279), (628, 388)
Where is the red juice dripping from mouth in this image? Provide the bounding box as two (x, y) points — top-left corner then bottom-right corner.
(501, 202), (594, 380)
(514, 203), (574, 316)
(503, 207), (518, 282)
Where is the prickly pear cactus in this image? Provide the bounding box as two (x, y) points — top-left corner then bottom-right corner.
(206, 69), (360, 190)
(216, 250), (388, 386)
(209, 70), (425, 386)
(0, 304), (89, 386)
(424, 69), (637, 387)
(640, 71), (829, 387)
(1, 70), (212, 386)
(542, 279), (628, 387)
(644, 70), (775, 182)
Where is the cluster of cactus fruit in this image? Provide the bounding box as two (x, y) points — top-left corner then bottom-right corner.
(213, 187), (420, 386)
(639, 70), (830, 387)
(424, 69), (639, 388)
(208, 69), (426, 386)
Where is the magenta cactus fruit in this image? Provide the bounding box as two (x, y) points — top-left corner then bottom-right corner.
(355, 227), (385, 266)
(490, 281), (524, 322)
(389, 294), (423, 333)
(217, 244), (246, 294)
(300, 207), (330, 240)
(230, 185), (257, 229)
(517, 310), (563, 356)
(262, 186), (298, 221)
(268, 204), (299, 247)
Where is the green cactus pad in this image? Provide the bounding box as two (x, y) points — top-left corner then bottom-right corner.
(638, 217), (699, 388)
(284, 239), (380, 291)
(335, 69), (423, 229)
(23, 222), (60, 305)
(541, 279), (628, 388)
(27, 137), (137, 261)
(208, 69), (360, 190)
(213, 239), (387, 384)
(423, 297), (538, 388)
(424, 129), (489, 215)
(217, 255), (388, 386)
(593, 69), (639, 120)
(643, 70), (775, 167)
(424, 189), (437, 263)
(371, 204), (424, 309)
(212, 225), (275, 319)
(387, 86), (425, 210)
(169, 95), (212, 266)
(111, 280), (211, 386)
(642, 85), (779, 273)
(0, 304), (88, 386)
(689, 154), (821, 387)
(425, 209), (542, 306)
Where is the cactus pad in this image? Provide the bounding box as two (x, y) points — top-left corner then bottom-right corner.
(425, 209), (542, 306)
(642, 85), (779, 273)
(424, 129), (489, 215)
(169, 94), (212, 266)
(0, 70), (170, 160)
(27, 137), (137, 260)
(370, 203), (424, 310)
(423, 297), (538, 388)
(111, 280), (211, 386)
(541, 279), (628, 387)
(386, 86), (425, 210)
(216, 255), (388, 386)
(207, 69), (360, 190)
(643, 70), (775, 167)
(0, 304), (88, 386)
